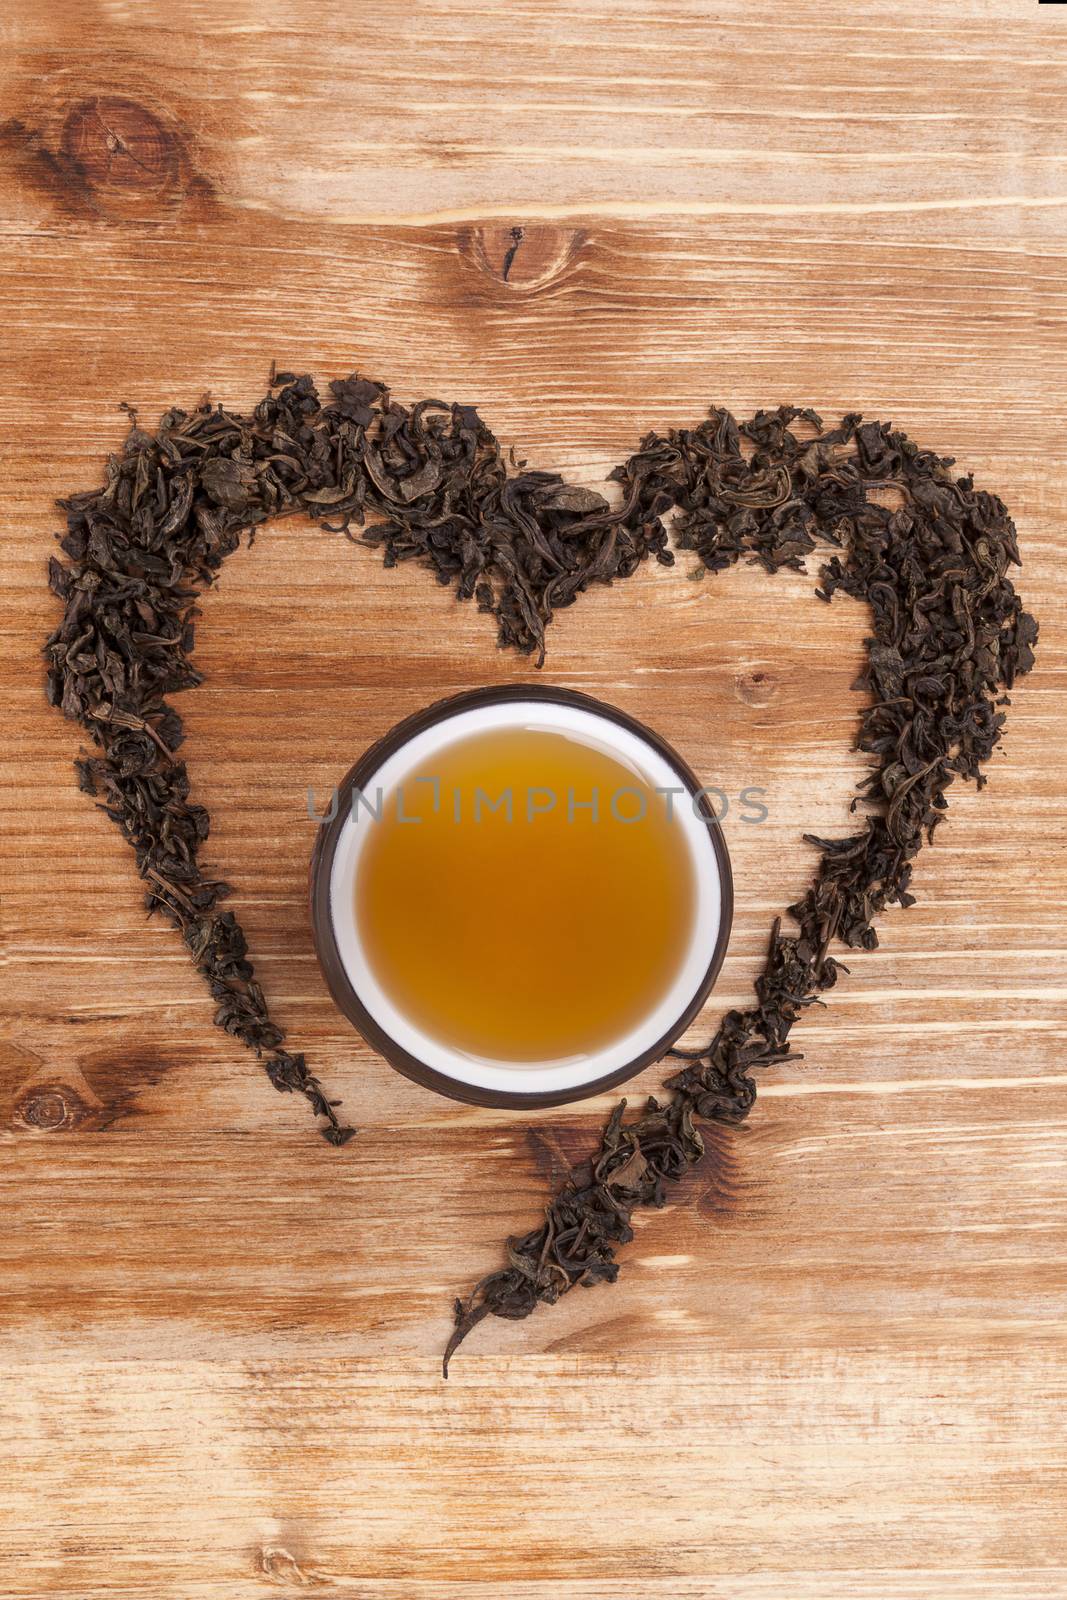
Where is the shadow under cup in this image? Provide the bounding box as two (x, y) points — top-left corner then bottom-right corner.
(309, 685), (733, 1109)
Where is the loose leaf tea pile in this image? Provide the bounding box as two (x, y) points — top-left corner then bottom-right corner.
(44, 373), (1037, 1371)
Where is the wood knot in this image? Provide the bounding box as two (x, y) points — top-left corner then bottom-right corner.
(735, 665), (779, 708)
(14, 1085), (87, 1132)
(6, 1057), (170, 1132)
(462, 224), (583, 292)
(59, 96), (182, 216)
(259, 1545), (316, 1585)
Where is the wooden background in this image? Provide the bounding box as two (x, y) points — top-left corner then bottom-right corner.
(2, 2), (1066, 1596)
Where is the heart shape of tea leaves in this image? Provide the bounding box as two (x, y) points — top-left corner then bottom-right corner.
(44, 373), (1037, 1371)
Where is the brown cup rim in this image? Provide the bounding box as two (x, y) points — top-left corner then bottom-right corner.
(308, 684), (733, 1109)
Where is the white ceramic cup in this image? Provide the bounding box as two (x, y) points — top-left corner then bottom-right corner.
(309, 686), (732, 1108)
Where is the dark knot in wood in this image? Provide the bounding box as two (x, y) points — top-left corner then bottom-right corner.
(735, 665), (780, 708)
(59, 97), (182, 211)
(462, 224), (584, 292)
(15, 1085), (84, 1131)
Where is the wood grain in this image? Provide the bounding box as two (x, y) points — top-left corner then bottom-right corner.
(2, 1), (1066, 1596)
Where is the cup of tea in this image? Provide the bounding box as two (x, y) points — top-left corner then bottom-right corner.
(309, 685), (732, 1108)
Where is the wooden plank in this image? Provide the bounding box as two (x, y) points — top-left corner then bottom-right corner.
(1, 0), (1066, 1595)
(2, 1353), (1066, 1596)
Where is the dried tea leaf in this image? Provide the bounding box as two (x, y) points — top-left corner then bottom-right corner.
(540, 484), (610, 516)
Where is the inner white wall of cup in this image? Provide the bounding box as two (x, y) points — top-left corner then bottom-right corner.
(328, 700), (724, 1095)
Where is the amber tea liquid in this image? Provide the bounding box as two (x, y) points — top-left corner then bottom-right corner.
(354, 727), (697, 1064)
